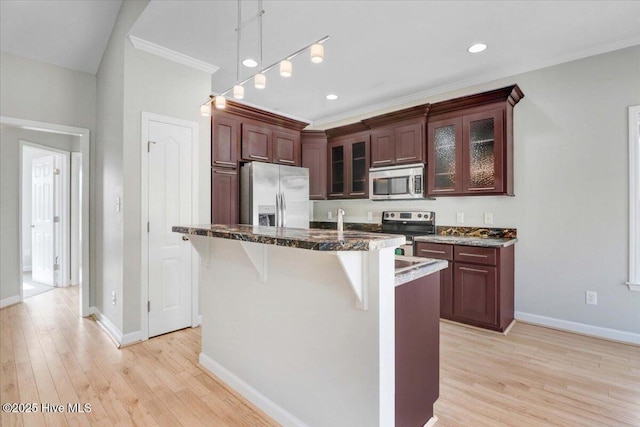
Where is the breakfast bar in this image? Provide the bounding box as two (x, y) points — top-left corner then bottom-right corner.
(173, 224), (447, 427)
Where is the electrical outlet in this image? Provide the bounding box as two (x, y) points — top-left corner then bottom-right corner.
(585, 291), (597, 305)
(484, 212), (493, 225)
(111, 291), (117, 305)
(367, 212), (373, 221)
(115, 196), (121, 213)
(456, 212), (465, 223)
(327, 211), (332, 220)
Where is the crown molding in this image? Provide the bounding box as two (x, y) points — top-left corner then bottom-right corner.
(128, 35), (219, 74)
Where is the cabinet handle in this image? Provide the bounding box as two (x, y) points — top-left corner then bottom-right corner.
(459, 253), (488, 258)
(468, 187), (496, 191)
(279, 159), (295, 164)
(374, 160), (392, 164)
(396, 156), (415, 161)
(214, 170), (237, 175)
(420, 249), (446, 254)
(214, 160), (236, 166)
(250, 155), (269, 160)
(459, 267), (488, 273)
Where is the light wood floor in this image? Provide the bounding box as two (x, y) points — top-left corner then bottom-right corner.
(1, 286), (639, 426)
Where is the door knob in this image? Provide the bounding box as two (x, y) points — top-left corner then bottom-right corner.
(31, 224), (35, 228)
(182, 236), (189, 241)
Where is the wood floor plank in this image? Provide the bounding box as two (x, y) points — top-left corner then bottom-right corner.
(2, 286), (639, 426)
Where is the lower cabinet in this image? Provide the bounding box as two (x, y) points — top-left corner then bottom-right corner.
(211, 168), (238, 224)
(415, 241), (514, 332)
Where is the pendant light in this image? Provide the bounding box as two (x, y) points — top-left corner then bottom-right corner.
(233, 84), (244, 99)
(280, 59), (292, 77)
(201, 0), (330, 112)
(310, 43), (324, 63)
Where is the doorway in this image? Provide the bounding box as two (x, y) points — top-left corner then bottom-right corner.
(20, 143), (78, 298)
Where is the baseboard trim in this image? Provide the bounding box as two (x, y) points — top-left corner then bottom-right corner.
(424, 415), (439, 427)
(0, 295), (21, 309)
(515, 311), (640, 345)
(92, 308), (123, 347)
(199, 353), (308, 427)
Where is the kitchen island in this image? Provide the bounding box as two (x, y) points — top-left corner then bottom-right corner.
(173, 224), (447, 427)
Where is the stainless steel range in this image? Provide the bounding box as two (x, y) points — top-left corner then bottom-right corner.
(381, 211), (436, 256)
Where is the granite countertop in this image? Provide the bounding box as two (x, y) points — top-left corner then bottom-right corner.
(414, 235), (517, 248)
(394, 257), (448, 286)
(172, 224), (405, 251)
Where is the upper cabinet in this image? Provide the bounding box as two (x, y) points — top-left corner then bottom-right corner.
(326, 124), (371, 199)
(241, 123), (272, 163)
(273, 129), (301, 166)
(301, 131), (328, 200)
(427, 85), (524, 197)
(212, 114), (239, 169)
(365, 106), (429, 168)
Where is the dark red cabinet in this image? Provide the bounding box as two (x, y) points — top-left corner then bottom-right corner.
(241, 123), (272, 162)
(327, 132), (370, 199)
(301, 131), (327, 200)
(370, 120), (424, 167)
(453, 263), (497, 325)
(212, 115), (239, 168)
(273, 129), (300, 166)
(415, 241), (514, 332)
(211, 168), (238, 224)
(427, 85), (523, 197)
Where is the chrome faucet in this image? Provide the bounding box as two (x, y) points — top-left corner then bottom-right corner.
(337, 208), (345, 232)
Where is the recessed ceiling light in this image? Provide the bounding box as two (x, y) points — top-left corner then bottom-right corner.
(326, 94), (338, 100)
(467, 43), (487, 53)
(242, 58), (258, 68)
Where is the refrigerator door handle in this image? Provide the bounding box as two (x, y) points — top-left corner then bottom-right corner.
(282, 192), (287, 228)
(276, 193), (281, 227)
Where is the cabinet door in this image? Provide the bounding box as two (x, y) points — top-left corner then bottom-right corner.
(211, 168), (238, 224)
(348, 138), (370, 198)
(273, 130), (300, 166)
(301, 137), (327, 200)
(394, 121), (424, 165)
(327, 142), (346, 198)
(241, 123), (272, 162)
(427, 118), (463, 195)
(370, 129), (394, 167)
(462, 109), (504, 193)
(440, 265), (454, 318)
(453, 263), (497, 326)
(212, 115), (238, 168)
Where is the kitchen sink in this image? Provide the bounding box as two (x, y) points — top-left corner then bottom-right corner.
(394, 255), (437, 274)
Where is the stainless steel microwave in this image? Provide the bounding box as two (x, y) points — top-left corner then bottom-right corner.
(369, 163), (424, 200)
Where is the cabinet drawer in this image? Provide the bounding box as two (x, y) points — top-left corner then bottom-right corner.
(415, 242), (453, 260)
(454, 246), (497, 265)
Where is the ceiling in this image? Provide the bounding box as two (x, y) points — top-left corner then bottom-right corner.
(2, 1), (639, 126)
(0, 0), (122, 74)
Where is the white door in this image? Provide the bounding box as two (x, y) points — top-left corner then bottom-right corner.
(31, 155), (56, 285)
(147, 120), (192, 337)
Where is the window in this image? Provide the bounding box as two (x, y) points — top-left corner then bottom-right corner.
(628, 106), (640, 291)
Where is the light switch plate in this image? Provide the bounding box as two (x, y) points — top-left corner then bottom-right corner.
(327, 211), (332, 220)
(456, 212), (464, 223)
(367, 212), (373, 221)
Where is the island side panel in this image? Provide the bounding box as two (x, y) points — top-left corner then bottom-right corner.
(192, 236), (396, 427)
(395, 272), (441, 427)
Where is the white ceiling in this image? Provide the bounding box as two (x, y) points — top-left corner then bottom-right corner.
(0, 0), (122, 74)
(2, 1), (639, 125)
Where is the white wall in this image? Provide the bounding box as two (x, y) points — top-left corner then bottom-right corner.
(95, 0), (211, 335)
(0, 52), (95, 305)
(314, 46), (640, 337)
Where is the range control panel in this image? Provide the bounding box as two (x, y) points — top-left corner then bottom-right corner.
(382, 211), (434, 222)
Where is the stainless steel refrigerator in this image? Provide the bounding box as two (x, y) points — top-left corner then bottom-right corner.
(240, 162), (310, 228)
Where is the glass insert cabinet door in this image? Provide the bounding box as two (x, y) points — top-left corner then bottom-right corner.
(350, 141), (367, 196)
(462, 109), (503, 193)
(329, 144), (345, 196)
(429, 117), (463, 193)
